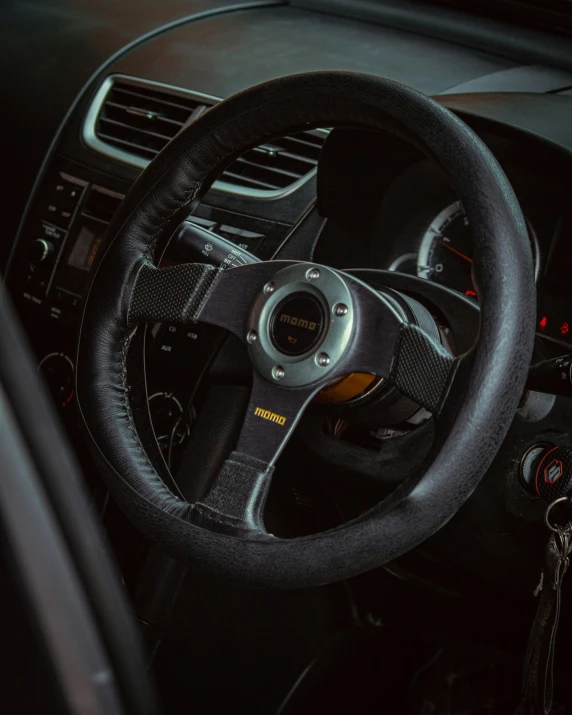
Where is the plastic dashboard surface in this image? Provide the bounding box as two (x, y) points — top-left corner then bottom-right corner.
(103, 5), (514, 98)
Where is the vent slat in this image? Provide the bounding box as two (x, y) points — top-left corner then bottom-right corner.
(92, 78), (329, 194)
(219, 169), (280, 190)
(97, 122), (167, 153)
(111, 85), (201, 114)
(256, 147), (318, 167)
(106, 101), (185, 128)
(213, 130), (325, 189)
(233, 156), (302, 180)
(281, 133), (325, 149)
(97, 132), (160, 159)
(99, 117), (174, 143)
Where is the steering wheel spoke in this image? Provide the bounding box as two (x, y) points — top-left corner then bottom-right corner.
(387, 323), (459, 415)
(128, 261), (220, 325)
(128, 259), (299, 336)
(194, 450), (274, 535)
(195, 374), (323, 535)
(333, 274), (459, 415)
(235, 373), (322, 465)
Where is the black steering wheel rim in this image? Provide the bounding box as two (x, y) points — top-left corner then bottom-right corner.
(77, 71), (535, 588)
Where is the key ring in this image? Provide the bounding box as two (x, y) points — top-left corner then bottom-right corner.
(545, 496), (572, 533)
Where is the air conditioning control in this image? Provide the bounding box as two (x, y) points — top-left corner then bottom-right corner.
(29, 238), (54, 266)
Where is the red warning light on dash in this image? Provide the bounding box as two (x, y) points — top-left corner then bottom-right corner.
(538, 316), (548, 331)
(561, 323), (569, 336)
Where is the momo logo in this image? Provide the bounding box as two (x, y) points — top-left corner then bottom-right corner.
(254, 407), (287, 426)
(271, 293), (325, 356)
(279, 314), (318, 331)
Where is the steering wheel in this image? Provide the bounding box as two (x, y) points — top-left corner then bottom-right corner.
(77, 72), (535, 589)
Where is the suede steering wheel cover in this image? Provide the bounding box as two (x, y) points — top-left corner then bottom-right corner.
(77, 72), (535, 588)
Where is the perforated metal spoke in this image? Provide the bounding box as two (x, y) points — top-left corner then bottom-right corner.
(128, 262), (220, 325)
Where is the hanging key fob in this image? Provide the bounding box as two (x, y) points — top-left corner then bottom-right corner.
(522, 500), (572, 714)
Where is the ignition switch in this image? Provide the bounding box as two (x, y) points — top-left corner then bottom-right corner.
(521, 443), (572, 501)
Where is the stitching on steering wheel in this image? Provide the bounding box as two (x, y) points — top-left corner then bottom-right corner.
(144, 185), (198, 264)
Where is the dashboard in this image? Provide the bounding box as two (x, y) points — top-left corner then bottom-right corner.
(5, 0), (572, 592)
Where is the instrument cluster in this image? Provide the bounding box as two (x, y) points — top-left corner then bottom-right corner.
(390, 200), (539, 299)
(377, 159), (572, 352)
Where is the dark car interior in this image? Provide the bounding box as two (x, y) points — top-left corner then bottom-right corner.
(4, 1), (572, 713)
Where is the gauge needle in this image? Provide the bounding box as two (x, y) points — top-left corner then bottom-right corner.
(438, 239), (473, 264)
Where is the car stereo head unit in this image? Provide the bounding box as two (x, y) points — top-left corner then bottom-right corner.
(11, 166), (124, 326)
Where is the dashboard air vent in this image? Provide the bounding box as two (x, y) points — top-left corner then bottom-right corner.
(219, 132), (325, 191)
(85, 75), (327, 198)
(94, 80), (203, 160)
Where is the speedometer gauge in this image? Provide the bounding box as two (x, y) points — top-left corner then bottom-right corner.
(417, 202), (476, 296)
(417, 201), (538, 297)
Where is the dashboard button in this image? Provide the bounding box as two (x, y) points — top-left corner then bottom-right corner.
(55, 178), (83, 206)
(43, 178), (85, 228)
(54, 288), (82, 309)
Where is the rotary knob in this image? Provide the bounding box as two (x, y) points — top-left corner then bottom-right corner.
(29, 238), (54, 266)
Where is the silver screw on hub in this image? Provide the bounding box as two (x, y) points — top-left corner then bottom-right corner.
(306, 268), (320, 281)
(334, 303), (348, 317)
(247, 330), (258, 344)
(272, 365), (285, 380)
(316, 353), (330, 367)
(264, 282), (275, 295)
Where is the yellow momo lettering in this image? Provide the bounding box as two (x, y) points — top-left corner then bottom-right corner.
(254, 407), (287, 426)
(279, 314), (317, 330)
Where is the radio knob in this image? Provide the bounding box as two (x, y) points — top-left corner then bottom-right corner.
(29, 238), (54, 266)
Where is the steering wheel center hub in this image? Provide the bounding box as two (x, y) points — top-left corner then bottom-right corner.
(270, 292), (326, 356)
(247, 263), (355, 387)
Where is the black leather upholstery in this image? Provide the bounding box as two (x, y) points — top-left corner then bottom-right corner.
(77, 71), (535, 588)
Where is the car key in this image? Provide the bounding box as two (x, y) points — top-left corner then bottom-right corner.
(522, 497), (572, 714)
